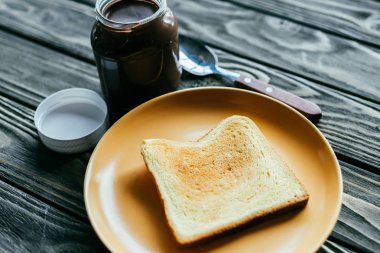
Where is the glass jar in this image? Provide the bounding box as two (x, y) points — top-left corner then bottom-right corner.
(91, 0), (181, 120)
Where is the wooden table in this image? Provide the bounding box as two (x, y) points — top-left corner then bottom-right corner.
(0, 0), (379, 252)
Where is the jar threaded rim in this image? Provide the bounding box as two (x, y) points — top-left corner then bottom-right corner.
(95, 0), (167, 30)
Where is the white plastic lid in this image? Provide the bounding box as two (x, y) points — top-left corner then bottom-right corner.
(34, 88), (109, 154)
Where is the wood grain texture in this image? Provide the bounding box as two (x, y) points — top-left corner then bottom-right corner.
(1, 92), (378, 252)
(79, 0), (380, 48)
(0, 26), (378, 172)
(0, 1), (378, 252)
(0, 50), (378, 252)
(227, 0), (380, 47)
(169, 0), (380, 103)
(331, 161), (380, 253)
(0, 0), (94, 60)
(0, 180), (107, 253)
(0, 95), (90, 218)
(318, 240), (356, 253)
(212, 48), (380, 170)
(1, 100), (378, 252)
(0, 0), (379, 103)
(0, 30), (100, 108)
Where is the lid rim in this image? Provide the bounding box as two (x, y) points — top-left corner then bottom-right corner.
(34, 88), (109, 153)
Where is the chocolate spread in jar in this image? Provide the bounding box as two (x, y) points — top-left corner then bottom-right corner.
(91, 0), (181, 121)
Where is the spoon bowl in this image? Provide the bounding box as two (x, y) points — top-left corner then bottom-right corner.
(180, 36), (238, 80)
(179, 37), (216, 76)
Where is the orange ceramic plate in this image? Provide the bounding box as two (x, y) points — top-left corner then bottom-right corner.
(84, 87), (342, 253)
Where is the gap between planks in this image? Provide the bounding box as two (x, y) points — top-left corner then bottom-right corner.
(0, 27), (378, 172)
(0, 25), (95, 65)
(1, 0), (380, 105)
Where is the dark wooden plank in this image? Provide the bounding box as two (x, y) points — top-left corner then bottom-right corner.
(0, 64), (378, 252)
(211, 48), (380, 170)
(2, 100), (378, 252)
(226, 0), (380, 47)
(2, 82), (378, 251)
(2, 161), (375, 253)
(0, 95), (90, 218)
(0, 31), (100, 108)
(0, 179), (106, 253)
(0, 0), (94, 61)
(0, 27), (379, 172)
(169, 0), (380, 103)
(75, 0), (95, 6)
(0, 2), (377, 251)
(0, 0), (379, 103)
(318, 240), (356, 253)
(1, 105), (378, 253)
(329, 161), (380, 253)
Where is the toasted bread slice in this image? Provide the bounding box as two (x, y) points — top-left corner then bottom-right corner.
(141, 115), (309, 247)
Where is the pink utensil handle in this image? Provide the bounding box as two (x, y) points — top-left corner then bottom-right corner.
(235, 74), (322, 122)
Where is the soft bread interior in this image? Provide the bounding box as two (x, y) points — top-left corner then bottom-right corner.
(141, 115), (308, 245)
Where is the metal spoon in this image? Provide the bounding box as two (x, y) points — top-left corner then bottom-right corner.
(179, 35), (322, 122)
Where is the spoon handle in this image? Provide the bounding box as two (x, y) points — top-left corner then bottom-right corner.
(234, 74), (322, 122)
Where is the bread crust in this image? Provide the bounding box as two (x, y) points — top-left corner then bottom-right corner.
(141, 115), (309, 247)
(141, 157), (184, 247)
(176, 195), (309, 248)
(144, 157), (308, 248)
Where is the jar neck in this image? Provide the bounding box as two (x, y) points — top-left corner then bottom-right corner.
(95, 0), (167, 30)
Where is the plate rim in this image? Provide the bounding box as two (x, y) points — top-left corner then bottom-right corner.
(84, 87), (343, 253)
